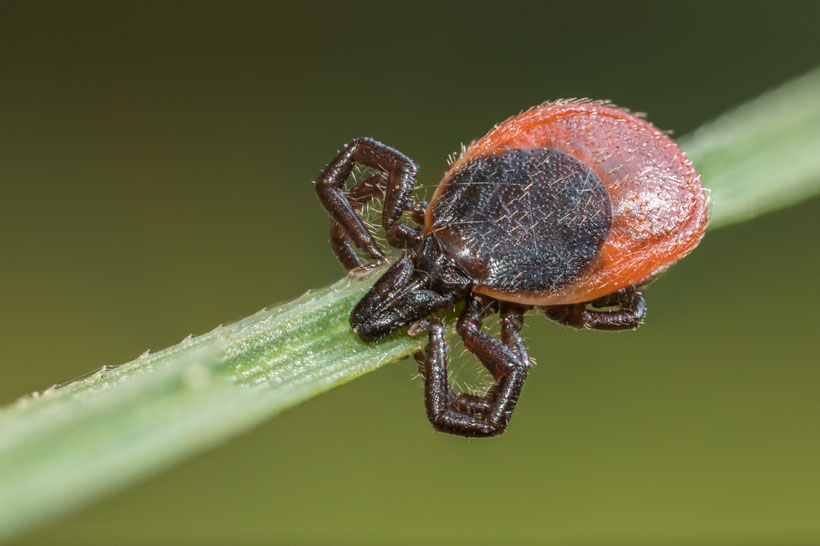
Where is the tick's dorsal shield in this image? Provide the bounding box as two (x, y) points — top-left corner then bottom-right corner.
(428, 148), (611, 302)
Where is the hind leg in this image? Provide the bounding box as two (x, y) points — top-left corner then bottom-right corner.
(542, 286), (646, 331)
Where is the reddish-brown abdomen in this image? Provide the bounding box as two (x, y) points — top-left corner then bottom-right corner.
(426, 100), (708, 306)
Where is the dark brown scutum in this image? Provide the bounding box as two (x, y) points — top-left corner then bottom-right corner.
(430, 148), (612, 295)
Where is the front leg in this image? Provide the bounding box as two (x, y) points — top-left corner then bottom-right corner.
(329, 172), (388, 270)
(541, 286), (646, 331)
(315, 137), (420, 269)
(327, 172), (428, 269)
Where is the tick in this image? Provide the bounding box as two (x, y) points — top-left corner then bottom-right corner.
(314, 100), (708, 438)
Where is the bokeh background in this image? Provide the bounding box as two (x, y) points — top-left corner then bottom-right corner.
(2, 2), (819, 544)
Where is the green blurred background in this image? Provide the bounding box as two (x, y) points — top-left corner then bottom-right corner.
(2, 2), (819, 544)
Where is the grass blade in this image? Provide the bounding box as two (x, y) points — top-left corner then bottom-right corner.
(681, 67), (820, 229)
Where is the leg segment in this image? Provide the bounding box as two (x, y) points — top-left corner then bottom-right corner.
(315, 137), (421, 269)
(329, 173), (387, 269)
(541, 286), (646, 331)
(418, 320), (496, 437)
(417, 298), (530, 438)
(328, 173), (427, 269)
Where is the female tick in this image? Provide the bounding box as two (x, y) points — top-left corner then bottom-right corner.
(314, 100), (708, 438)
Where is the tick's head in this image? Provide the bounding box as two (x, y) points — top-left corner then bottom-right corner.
(350, 287), (433, 342)
(349, 237), (470, 342)
(348, 265), (433, 343)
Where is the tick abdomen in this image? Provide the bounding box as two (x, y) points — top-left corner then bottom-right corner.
(427, 148), (611, 298)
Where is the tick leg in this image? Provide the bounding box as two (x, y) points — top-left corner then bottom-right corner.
(417, 299), (530, 438)
(328, 172), (387, 269)
(315, 137), (420, 269)
(382, 197), (427, 249)
(329, 221), (364, 270)
(542, 286), (646, 331)
(414, 348), (492, 415)
(407, 199), (428, 225)
(417, 320), (498, 437)
(447, 392), (493, 416)
(457, 296), (529, 381)
(347, 173), (427, 249)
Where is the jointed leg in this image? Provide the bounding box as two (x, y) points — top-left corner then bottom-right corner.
(329, 173), (387, 269)
(542, 286), (646, 331)
(315, 137), (422, 270)
(417, 298), (530, 438)
(458, 296), (528, 382)
(345, 172), (427, 249)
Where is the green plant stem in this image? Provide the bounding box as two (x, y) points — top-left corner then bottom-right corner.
(0, 275), (421, 540)
(680, 67), (820, 228)
(1, 67), (820, 542)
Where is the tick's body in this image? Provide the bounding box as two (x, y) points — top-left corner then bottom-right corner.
(315, 100), (707, 437)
